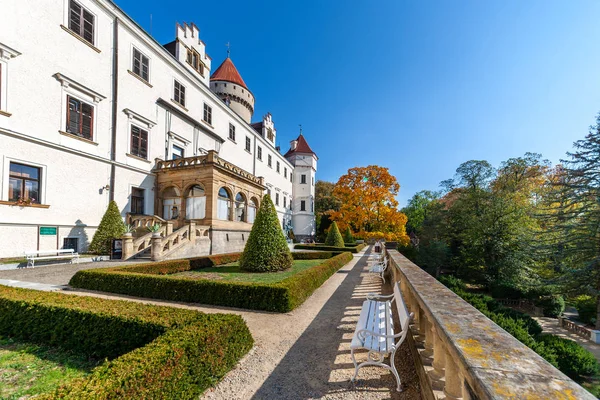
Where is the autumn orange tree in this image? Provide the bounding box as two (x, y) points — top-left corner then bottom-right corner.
(330, 166), (409, 243)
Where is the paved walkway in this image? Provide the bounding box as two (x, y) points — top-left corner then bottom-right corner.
(5, 249), (421, 399)
(535, 317), (600, 363)
(0, 259), (145, 286)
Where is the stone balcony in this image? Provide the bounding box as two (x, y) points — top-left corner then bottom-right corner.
(386, 249), (594, 400)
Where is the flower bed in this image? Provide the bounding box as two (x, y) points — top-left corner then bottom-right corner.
(0, 285), (253, 399)
(69, 251), (354, 313)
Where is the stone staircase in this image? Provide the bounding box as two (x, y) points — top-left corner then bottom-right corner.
(123, 214), (211, 261)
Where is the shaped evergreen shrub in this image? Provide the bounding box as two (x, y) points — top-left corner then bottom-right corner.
(325, 221), (344, 247)
(239, 194), (293, 272)
(89, 201), (126, 254)
(343, 227), (355, 244)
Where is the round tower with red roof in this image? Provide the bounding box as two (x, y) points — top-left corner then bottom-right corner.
(209, 56), (255, 123)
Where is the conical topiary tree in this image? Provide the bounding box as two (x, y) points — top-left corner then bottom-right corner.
(89, 201), (126, 254)
(240, 194), (293, 272)
(343, 226), (355, 244)
(325, 221), (345, 247)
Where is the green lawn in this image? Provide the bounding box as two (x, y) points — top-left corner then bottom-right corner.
(173, 259), (326, 284)
(0, 337), (100, 399)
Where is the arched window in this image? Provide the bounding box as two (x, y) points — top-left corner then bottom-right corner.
(162, 186), (181, 220)
(235, 192), (246, 222)
(248, 197), (258, 224)
(185, 184), (206, 220)
(217, 187), (231, 220)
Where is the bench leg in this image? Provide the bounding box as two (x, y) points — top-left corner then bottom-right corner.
(351, 350), (402, 392)
(390, 350), (402, 391)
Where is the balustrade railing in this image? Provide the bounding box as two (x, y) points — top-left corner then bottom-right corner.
(559, 317), (593, 340)
(386, 249), (594, 400)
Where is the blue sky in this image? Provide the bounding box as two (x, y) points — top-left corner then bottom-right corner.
(116, 0), (600, 206)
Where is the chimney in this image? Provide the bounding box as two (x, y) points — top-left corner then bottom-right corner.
(290, 140), (298, 151)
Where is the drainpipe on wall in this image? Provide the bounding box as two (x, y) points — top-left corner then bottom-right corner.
(109, 17), (119, 202)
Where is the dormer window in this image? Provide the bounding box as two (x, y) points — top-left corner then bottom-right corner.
(267, 128), (274, 142)
(186, 48), (204, 76)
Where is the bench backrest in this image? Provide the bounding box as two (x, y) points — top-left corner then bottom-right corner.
(394, 282), (413, 336)
(25, 249), (75, 256)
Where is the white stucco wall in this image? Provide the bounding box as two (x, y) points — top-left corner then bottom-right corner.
(0, 0), (311, 257)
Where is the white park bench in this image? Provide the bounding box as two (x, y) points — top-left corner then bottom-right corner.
(25, 249), (80, 267)
(368, 256), (388, 283)
(351, 282), (413, 391)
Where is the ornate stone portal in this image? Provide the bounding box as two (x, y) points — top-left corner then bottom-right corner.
(154, 150), (265, 254)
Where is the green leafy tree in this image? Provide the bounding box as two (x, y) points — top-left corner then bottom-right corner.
(343, 226), (354, 244)
(402, 190), (440, 235)
(550, 115), (600, 328)
(240, 194), (293, 272)
(325, 221), (345, 247)
(89, 201), (126, 254)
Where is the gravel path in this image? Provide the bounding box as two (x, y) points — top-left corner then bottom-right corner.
(2, 249), (421, 399)
(0, 259), (145, 285)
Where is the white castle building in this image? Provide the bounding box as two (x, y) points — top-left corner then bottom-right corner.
(0, 0), (317, 259)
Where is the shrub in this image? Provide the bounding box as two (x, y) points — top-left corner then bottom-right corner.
(440, 275), (600, 382)
(490, 282), (527, 299)
(70, 252), (353, 313)
(0, 285), (253, 399)
(325, 221), (345, 247)
(343, 227), (354, 244)
(574, 295), (597, 325)
(535, 295), (565, 318)
(89, 201), (126, 254)
(239, 194), (293, 272)
(537, 335), (599, 380)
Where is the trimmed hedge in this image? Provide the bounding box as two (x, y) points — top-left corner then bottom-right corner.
(537, 334), (599, 380)
(325, 222), (345, 247)
(440, 276), (599, 383)
(0, 285), (253, 399)
(294, 243), (366, 253)
(70, 251), (354, 313)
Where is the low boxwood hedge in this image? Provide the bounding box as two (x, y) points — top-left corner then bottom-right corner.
(294, 243), (366, 253)
(70, 251), (354, 313)
(0, 285), (253, 399)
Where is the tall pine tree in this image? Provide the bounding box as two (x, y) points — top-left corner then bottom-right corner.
(553, 114), (600, 328)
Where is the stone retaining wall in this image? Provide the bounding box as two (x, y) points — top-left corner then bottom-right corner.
(386, 249), (594, 400)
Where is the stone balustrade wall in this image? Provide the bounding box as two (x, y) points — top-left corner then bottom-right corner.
(386, 249), (594, 400)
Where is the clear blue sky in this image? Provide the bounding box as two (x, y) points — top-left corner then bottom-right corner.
(115, 0), (600, 206)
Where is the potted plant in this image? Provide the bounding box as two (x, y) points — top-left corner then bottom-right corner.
(123, 224), (135, 238)
(148, 223), (162, 237)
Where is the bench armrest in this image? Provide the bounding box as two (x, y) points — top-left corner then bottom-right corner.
(366, 293), (394, 300)
(356, 328), (403, 341)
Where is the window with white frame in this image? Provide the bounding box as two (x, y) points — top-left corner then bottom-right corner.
(217, 187), (231, 220)
(130, 125), (148, 159)
(276, 161), (280, 173)
(203, 103), (212, 125)
(172, 144), (184, 159)
(174, 80), (185, 107)
(301, 174), (307, 184)
(257, 146), (262, 160)
(300, 200), (306, 211)
(268, 154), (272, 167)
(284, 167), (287, 178)
(8, 162), (41, 204)
(66, 95), (94, 140)
(0, 43), (21, 114)
(132, 47), (149, 82)
(245, 136), (251, 152)
(68, 0), (95, 45)
(275, 193), (279, 206)
(228, 123), (235, 141)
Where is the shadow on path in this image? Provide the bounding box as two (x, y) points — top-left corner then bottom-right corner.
(251, 249), (421, 400)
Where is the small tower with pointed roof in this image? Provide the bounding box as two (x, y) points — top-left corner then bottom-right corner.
(210, 56), (255, 123)
(285, 131), (318, 240)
